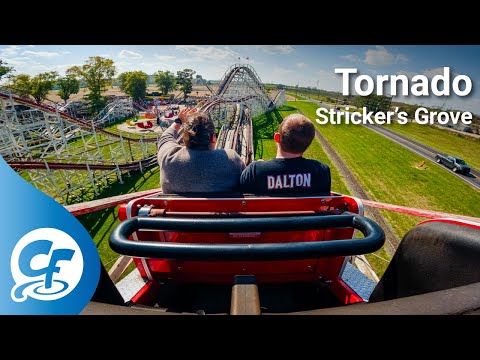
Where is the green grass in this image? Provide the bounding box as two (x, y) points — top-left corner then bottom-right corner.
(289, 101), (480, 232)
(288, 101), (480, 277)
(386, 121), (480, 170)
(339, 105), (355, 112)
(102, 116), (159, 140)
(285, 92), (307, 100)
(45, 130), (156, 163)
(287, 91), (335, 104)
(76, 166), (160, 271)
(19, 127), (157, 204)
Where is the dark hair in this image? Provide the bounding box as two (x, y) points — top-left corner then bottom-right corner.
(183, 112), (215, 150)
(278, 114), (315, 154)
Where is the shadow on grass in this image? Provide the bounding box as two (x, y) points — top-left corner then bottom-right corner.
(253, 108), (283, 159)
(279, 105), (297, 112)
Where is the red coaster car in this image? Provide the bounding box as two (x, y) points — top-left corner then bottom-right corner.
(85, 193), (480, 315)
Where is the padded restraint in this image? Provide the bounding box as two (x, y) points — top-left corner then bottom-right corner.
(370, 221), (480, 302)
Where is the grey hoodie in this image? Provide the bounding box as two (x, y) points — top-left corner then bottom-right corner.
(157, 126), (245, 194)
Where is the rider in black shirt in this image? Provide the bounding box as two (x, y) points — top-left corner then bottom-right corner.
(240, 114), (331, 195)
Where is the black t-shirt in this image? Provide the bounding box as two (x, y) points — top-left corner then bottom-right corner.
(240, 157), (331, 195)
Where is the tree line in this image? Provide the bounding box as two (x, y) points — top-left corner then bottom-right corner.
(0, 56), (196, 115)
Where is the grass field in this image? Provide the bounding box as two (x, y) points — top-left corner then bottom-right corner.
(289, 101), (480, 240)
(102, 116), (159, 140)
(19, 126), (157, 204)
(76, 166), (160, 271)
(60, 132), (156, 162)
(386, 121), (480, 170)
(285, 92), (307, 100)
(286, 91), (336, 104)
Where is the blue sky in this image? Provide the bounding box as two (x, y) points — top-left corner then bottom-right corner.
(1, 45), (480, 114)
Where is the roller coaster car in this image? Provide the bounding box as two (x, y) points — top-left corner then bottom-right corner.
(85, 193), (480, 315)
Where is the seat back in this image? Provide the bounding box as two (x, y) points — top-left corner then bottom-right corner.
(121, 194), (363, 285)
(370, 219), (480, 302)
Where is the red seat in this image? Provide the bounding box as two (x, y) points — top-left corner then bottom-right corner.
(114, 194), (372, 307)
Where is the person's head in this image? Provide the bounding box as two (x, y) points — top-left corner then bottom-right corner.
(274, 114), (315, 155)
(183, 111), (216, 150)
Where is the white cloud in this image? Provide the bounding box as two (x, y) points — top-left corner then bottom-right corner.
(52, 64), (81, 75)
(272, 66), (294, 76)
(364, 46), (408, 66)
(115, 59), (174, 75)
(22, 50), (63, 58)
(2, 57), (29, 66)
(396, 70), (417, 78)
(175, 45), (239, 61)
(256, 45), (294, 54)
(316, 69), (340, 86)
(397, 67), (460, 80)
(29, 64), (51, 72)
(296, 62), (306, 69)
(118, 50), (143, 59)
(341, 54), (361, 62)
(0, 45), (21, 57)
(175, 57), (202, 63)
(316, 69), (336, 78)
(422, 67), (453, 78)
(154, 55), (176, 61)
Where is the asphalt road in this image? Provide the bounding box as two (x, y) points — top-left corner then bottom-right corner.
(303, 97), (480, 191)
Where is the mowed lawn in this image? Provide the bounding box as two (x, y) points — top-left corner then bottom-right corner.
(290, 101), (480, 240)
(76, 166), (160, 271)
(386, 121), (480, 170)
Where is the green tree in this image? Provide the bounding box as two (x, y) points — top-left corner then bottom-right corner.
(30, 72), (58, 103)
(67, 56), (116, 114)
(0, 59), (14, 81)
(154, 70), (176, 96)
(356, 94), (392, 114)
(57, 76), (80, 104)
(10, 74), (32, 97)
(10, 71), (58, 103)
(176, 69), (195, 99)
(118, 71), (148, 101)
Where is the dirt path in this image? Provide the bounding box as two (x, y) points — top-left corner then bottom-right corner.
(295, 107), (400, 255)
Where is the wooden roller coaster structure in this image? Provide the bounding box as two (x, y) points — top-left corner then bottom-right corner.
(0, 64), (283, 204)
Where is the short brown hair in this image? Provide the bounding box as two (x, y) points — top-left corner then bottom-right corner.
(183, 112), (215, 149)
(278, 114), (315, 153)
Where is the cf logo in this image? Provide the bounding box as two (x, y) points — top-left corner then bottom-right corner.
(11, 228), (84, 302)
